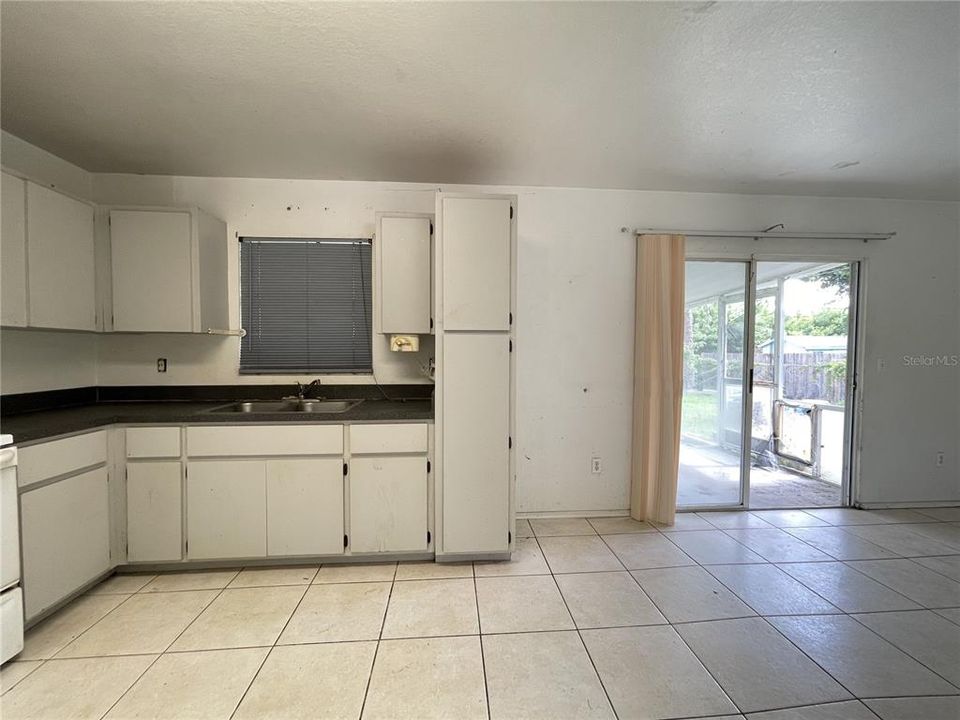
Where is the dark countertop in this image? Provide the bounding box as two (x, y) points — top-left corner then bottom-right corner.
(1, 387), (433, 445)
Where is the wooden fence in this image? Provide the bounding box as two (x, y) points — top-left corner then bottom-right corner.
(685, 351), (847, 405)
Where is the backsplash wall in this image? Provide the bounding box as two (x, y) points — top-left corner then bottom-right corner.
(0, 329), (98, 394)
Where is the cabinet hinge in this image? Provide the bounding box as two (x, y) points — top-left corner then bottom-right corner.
(509, 340), (513, 353)
(427, 530), (432, 544)
(125, 467), (128, 480)
(508, 531), (512, 543)
(508, 436), (512, 449)
(429, 222), (434, 235)
(108, 215), (111, 226)
(343, 462), (348, 476)
(509, 205), (514, 220)
(343, 534), (349, 548)
(509, 312), (513, 325)
(429, 317), (434, 330)
(427, 460), (431, 473)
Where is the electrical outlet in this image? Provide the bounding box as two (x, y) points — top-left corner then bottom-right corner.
(157, 358), (167, 373)
(936, 451), (945, 467)
(591, 456), (602, 474)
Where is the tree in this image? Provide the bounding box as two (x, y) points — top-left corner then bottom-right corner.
(804, 264), (850, 295)
(785, 308), (848, 336)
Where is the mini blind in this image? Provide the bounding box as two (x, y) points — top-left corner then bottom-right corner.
(240, 237), (373, 374)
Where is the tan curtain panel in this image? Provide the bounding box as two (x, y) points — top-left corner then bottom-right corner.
(630, 234), (685, 526)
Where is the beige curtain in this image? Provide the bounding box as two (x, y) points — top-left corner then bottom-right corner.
(630, 234), (686, 526)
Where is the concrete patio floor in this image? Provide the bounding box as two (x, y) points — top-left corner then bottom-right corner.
(678, 440), (841, 509)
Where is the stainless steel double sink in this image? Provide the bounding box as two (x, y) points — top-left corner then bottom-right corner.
(205, 398), (363, 414)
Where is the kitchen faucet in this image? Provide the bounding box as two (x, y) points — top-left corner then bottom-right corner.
(295, 379), (324, 400)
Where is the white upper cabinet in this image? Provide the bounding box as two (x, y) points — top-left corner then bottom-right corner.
(440, 196), (512, 331)
(377, 213), (432, 334)
(26, 182), (97, 331)
(110, 210), (193, 331)
(109, 207), (228, 333)
(1, 173), (27, 327)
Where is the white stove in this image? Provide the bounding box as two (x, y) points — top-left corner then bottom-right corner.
(1, 435), (24, 664)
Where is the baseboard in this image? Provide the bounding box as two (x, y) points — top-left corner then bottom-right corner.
(518, 509), (628, 519)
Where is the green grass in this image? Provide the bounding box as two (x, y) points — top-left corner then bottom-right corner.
(682, 391), (719, 441)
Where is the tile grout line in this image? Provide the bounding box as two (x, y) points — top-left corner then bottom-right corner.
(226, 575), (315, 720)
(837, 558), (954, 610)
(617, 551), (744, 716)
(537, 533), (621, 720)
(608, 525), (875, 714)
(40, 587), (144, 662)
(662, 533), (960, 704)
(472, 560), (492, 720)
(95, 568), (242, 720)
(844, 611), (960, 693)
(12, 515), (959, 717)
(356, 562), (398, 720)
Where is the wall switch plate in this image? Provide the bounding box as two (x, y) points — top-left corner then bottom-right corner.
(591, 456), (602, 474)
(157, 358), (167, 373)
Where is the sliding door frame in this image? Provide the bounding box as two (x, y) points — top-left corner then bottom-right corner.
(684, 250), (867, 510)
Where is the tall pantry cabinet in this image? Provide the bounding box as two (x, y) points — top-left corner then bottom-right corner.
(434, 193), (516, 559)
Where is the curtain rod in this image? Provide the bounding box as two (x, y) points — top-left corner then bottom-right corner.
(620, 227), (895, 241)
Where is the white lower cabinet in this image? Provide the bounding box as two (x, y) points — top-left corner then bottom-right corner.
(267, 459), (344, 556)
(186, 461), (267, 560)
(350, 456), (428, 553)
(127, 462), (182, 562)
(21, 467), (110, 620)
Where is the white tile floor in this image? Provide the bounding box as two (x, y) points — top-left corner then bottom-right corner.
(2, 508), (960, 720)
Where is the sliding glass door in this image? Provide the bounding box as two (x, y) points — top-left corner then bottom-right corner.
(679, 258), (859, 510)
(678, 261), (752, 508)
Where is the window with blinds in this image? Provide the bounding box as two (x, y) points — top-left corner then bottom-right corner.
(239, 237), (373, 374)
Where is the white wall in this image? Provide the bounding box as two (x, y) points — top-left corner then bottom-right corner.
(0, 329), (98, 394)
(2, 134), (958, 510)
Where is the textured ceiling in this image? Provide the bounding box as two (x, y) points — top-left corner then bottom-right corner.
(2, 1), (958, 199)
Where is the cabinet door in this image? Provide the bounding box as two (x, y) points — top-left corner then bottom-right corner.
(1, 172), (27, 327)
(266, 459), (343, 556)
(127, 462), (182, 562)
(21, 467), (110, 620)
(26, 183), (96, 331)
(441, 196), (511, 331)
(186, 461), (266, 559)
(442, 333), (510, 553)
(350, 456), (428, 553)
(378, 215), (431, 334)
(111, 210), (194, 332)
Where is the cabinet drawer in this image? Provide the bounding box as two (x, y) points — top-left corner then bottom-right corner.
(350, 424), (428, 455)
(126, 427), (181, 458)
(19, 431), (107, 488)
(186, 425), (343, 457)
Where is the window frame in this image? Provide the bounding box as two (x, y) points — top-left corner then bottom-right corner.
(237, 236), (375, 376)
